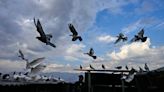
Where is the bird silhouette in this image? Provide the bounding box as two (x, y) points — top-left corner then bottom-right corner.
(18, 49), (28, 61)
(34, 18), (56, 48)
(68, 23), (82, 41)
(139, 66), (144, 73)
(114, 33), (127, 44)
(115, 66), (122, 70)
(131, 29), (147, 42)
(90, 64), (95, 70)
(80, 65), (82, 70)
(102, 64), (105, 69)
(84, 48), (97, 59)
(125, 65), (129, 70)
(26, 57), (45, 69)
(144, 63), (149, 71)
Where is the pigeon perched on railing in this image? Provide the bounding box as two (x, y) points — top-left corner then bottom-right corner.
(115, 66), (122, 70)
(34, 18), (56, 48)
(84, 48), (97, 59)
(80, 65), (82, 70)
(144, 63), (149, 71)
(68, 23), (82, 41)
(102, 64), (105, 69)
(90, 64), (95, 70)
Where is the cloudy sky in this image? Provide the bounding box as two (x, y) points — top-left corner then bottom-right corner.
(0, 0), (164, 73)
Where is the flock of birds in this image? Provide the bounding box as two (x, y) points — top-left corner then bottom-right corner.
(19, 18), (147, 70)
(0, 17), (149, 83)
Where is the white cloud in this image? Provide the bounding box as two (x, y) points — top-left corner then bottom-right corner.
(108, 38), (151, 60)
(0, 59), (25, 73)
(97, 35), (116, 43)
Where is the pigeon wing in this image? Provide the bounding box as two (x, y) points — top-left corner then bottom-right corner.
(69, 24), (78, 35)
(138, 29), (144, 38)
(29, 57), (45, 68)
(114, 37), (121, 44)
(34, 18), (46, 37)
(48, 42), (56, 48)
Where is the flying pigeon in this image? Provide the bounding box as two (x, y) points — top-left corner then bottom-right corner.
(115, 66), (122, 70)
(68, 23), (82, 41)
(90, 64), (95, 70)
(84, 48), (97, 59)
(131, 29), (147, 42)
(80, 65), (82, 70)
(144, 63), (149, 71)
(31, 64), (46, 74)
(26, 57), (45, 69)
(34, 18), (56, 48)
(18, 49), (28, 61)
(102, 64), (105, 69)
(114, 33), (127, 44)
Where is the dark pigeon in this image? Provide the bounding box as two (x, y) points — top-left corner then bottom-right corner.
(84, 48), (97, 59)
(115, 33), (128, 44)
(102, 64), (105, 69)
(34, 18), (56, 48)
(80, 65), (82, 70)
(115, 66), (122, 70)
(131, 29), (147, 42)
(90, 64), (95, 70)
(68, 24), (82, 41)
(144, 63), (149, 71)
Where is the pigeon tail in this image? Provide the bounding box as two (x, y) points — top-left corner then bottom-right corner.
(92, 56), (97, 59)
(141, 37), (147, 42)
(78, 36), (82, 41)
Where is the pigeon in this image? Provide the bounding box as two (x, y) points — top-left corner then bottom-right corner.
(26, 57), (45, 69)
(144, 63), (149, 71)
(31, 64), (46, 74)
(125, 65), (129, 70)
(68, 23), (82, 41)
(80, 65), (82, 70)
(34, 18), (56, 48)
(18, 49), (28, 61)
(90, 64), (95, 70)
(84, 48), (97, 59)
(114, 33), (127, 44)
(139, 66), (144, 73)
(124, 68), (136, 82)
(102, 64), (105, 69)
(115, 66), (122, 70)
(131, 29), (147, 42)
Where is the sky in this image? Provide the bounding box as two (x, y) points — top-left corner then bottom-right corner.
(0, 0), (164, 73)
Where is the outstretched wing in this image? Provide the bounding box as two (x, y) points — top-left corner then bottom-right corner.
(68, 24), (78, 35)
(34, 18), (46, 37)
(31, 64), (46, 74)
(138, 29), (144, 38)
(18, 49), (24, 58)
(114, 37), (121, 44)
(90, 48), (94, 55)
(29, 57), (45, 68)
(48, 42), (56, 48)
